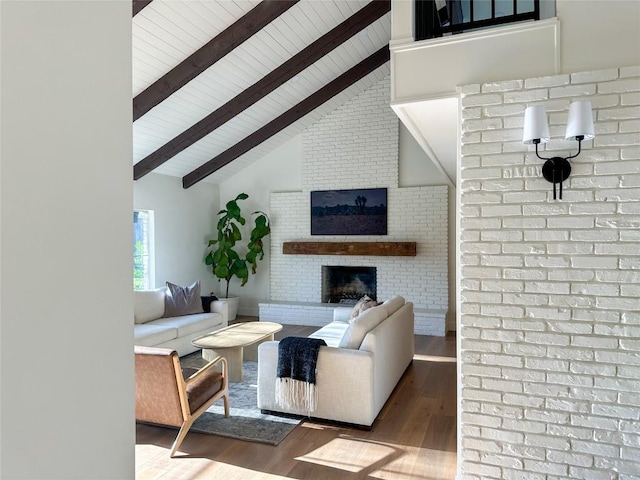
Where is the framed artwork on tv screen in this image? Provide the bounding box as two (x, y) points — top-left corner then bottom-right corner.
(311, 188), (387, 235)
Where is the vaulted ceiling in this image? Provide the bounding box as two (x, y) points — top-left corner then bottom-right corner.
(132, 0), (392, 187)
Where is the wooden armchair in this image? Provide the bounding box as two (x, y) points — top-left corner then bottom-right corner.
(135, 345), (229, 457)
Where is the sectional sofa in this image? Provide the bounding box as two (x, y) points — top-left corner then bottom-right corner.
(133, 288), (228, 357)
(257, 295), (414, 427)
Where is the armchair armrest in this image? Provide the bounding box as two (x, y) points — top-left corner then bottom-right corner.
(183, 355), (228, 415)
(210, 300), (229, 326)
(184, 355), (227, 385)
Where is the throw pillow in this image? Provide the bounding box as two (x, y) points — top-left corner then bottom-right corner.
(164, 281), (205, 317)
(201, 294), (219, 313)
(348, 295), (380, 322)
(339, 304), (387, 349)
(133, 288), (166, 324)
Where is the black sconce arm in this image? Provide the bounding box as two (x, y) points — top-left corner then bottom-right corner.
(533, 135), (584, 162)
(532, 139), (583, 200)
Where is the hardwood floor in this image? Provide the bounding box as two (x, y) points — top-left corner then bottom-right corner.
(136, 320), (457, 480)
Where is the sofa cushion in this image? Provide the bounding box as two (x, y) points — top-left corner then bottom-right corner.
(134, 288), (166, 324)
(151, 312), (223, 338)
(338, 304), (388, 349)
(381, 295), (405, 317)
(164, 281), (205, 317)
(349, 295), (380, 321)
(309, 321), (350, 348)
(134, 323), (178, 345)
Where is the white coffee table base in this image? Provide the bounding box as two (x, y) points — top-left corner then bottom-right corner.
(201, 332), (276, 382)
(202, 347), (243, 382)
(193, 322), (282, 383)
(243, 333), (275, 362)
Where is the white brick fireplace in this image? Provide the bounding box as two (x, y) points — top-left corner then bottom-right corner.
(262, 76), (449, 335)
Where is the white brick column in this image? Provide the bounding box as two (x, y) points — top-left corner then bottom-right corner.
(459, 67), (640, 479)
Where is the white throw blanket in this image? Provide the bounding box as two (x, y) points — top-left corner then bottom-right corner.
(275, 337), (326, 416)
(275, 377), (319, 415)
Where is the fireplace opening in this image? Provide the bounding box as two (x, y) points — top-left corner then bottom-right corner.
(322, 266), (377, 304)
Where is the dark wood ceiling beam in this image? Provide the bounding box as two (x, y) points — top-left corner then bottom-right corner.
(133, 0), (391, 181)
(132, 0), (153, 17)
(182, 46), (389, 188)
(133, 0), (300, 121)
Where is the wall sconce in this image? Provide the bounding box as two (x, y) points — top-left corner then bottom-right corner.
(522, 101), (595, 200)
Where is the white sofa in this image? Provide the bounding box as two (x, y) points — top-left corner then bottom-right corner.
(257, 295), (414, 427)
(133, 288), (228, 357)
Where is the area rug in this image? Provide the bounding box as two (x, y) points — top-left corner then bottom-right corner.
(189, 360), (301, 445)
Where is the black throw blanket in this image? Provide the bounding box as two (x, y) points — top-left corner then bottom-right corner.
(275, 337), (326, 414)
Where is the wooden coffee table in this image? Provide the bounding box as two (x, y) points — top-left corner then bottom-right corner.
(191, 321), (282, 382)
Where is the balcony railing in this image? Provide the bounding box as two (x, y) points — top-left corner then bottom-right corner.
(415, 0), (540, 41)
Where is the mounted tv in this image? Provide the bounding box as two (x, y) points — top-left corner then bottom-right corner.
(311, 188), (387, 236)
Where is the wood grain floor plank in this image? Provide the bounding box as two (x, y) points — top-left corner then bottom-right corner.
(136, 323), (457, 479)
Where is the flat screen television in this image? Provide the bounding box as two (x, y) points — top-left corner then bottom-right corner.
(311, 188), (387, 236)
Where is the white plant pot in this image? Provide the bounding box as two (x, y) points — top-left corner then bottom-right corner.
(219, 296), (239, 321)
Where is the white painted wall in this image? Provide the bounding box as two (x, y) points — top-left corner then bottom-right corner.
(0, 1), (133, 478)
(134, 173), (219, 294)
(557, 1), (640, 73)
(458, 66), (640, 479)
(390, 0), (640, 103)
(393, 19), (560, 102)
(399, 122), (448, 187)
(219, 135), (302, 315)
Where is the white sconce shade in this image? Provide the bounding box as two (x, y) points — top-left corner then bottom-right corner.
(522, 105), (550, 144)
(521, 101), (595, 200)
(565, 101), (595, 141)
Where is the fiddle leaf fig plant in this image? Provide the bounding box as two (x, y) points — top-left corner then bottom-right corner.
(205, 193), (270, 298)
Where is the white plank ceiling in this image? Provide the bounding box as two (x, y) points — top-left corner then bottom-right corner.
(132, 0), (391, 185)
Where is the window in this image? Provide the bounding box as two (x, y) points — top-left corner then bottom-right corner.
(133, 210), (154, 290)
(415, 0), (540, 41)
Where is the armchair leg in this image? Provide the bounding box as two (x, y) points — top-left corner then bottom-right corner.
(169, 419), (195, 458)
(223, 393), (230, 417)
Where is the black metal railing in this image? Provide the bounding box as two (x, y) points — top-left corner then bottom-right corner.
(415, 0), (540, 41)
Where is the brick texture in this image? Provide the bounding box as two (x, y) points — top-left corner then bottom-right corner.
(270, 76), (449, 321)
(460, 67), (640, 479)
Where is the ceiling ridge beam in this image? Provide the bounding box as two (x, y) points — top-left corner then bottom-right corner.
(133, 0), (391, 181)
(133, 0), (300, 121)
(132, 0), (153, 17)
(182, 46), (390, 188)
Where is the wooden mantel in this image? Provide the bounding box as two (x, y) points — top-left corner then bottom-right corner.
(283, 241), (417, 256)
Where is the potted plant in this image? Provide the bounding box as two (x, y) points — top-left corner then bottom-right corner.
(204, 193), (270, 320)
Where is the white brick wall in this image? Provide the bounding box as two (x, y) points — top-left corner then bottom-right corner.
(460, 67), (640, 479)
(302, 77), (400, 191)
(270, 76), (449, 315)
(414, 308), (448, 336)
(258, 302), (335, 327)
